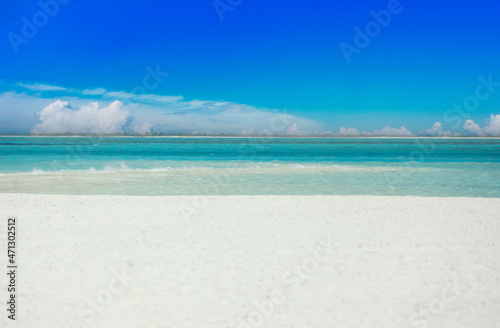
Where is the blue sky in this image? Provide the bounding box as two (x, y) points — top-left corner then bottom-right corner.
(1, 0), (500, 135)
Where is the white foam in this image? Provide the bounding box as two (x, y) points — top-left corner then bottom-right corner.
(103, 162), (131, 172)
(31, 169), (47, 175)
(0, 162), (437, 178)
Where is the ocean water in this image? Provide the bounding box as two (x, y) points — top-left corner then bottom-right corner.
(0, 136), (499, 197)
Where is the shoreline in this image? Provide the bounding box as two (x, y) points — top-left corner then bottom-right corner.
(1, 192), (500, 199)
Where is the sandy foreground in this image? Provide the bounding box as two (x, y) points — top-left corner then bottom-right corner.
(0, 194), (499, 328)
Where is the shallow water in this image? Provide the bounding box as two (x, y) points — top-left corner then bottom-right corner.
(0, 137), (499, 196)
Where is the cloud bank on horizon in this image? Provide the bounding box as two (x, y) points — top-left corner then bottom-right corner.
(31, 100), (131, 135)
(1, 81), (500, 137)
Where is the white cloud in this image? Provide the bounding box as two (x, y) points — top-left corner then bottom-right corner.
(338, 127), (360, 136)
(463, 114), (500, 136)
(132, 122), (153, 134)
(139, 94), (183, 103)
(463, 119), (486, 136)
(371, 126), (413, 136)
(31, 100), (130, 134)
(241, 128), (254, 135)
(17, 82), (67, 91)
(81, 88), (107, 96)
(13, 81), (182, 104)
(104, 91), (182, 104)
(156, 103), (320, 135)
(483, 114), (500, 136)
(286, 123), (309, 136)
(426, 122), (451, 136)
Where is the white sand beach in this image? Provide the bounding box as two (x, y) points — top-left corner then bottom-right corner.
(1, 194), (499, 327)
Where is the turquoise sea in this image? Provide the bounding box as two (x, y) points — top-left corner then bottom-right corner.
(0, 137), (499, 197)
